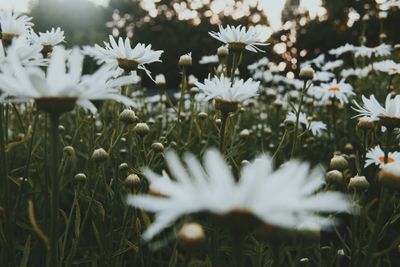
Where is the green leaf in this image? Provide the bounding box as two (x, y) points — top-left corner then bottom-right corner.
(19, 235), (31, 267)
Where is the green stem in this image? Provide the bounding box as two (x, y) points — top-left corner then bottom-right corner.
(273, 129), (288, 159)
(290, 80), (307, 158)
(219, 112), (229, 154)
(363, 128), (392, 267)
(271, 244), (280, 267)
(331, 99), (338, 151)
(0, 104), (16, 265)
(177, 67), (187, 121)
(48, 113), (60, 267)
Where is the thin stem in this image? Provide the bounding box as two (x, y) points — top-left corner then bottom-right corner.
(177, 67), (187, 121)
(230, 52), (238, 84)
(48, 113), (60, 267)
(273, 129), (288, 159)
(219, 112), (229, 154)
(290, 80), (307, 158)
(363, 128), (392, 267)
(0, 104), (16, 265)
(331, 99), (338, 150)
(271, 244), (280, 267)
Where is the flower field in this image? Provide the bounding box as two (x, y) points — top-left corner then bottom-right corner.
(0, 2), (400, 266)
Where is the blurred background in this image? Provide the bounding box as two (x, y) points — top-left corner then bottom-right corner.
(0, 0), (399, 89)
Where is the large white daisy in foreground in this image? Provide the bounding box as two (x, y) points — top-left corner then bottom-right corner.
(84, 35), (163, 79)
(127, 149), (351, 240)
(365, 145), (400, 168)
(209, 25), (268, 53)
(0, 46), (136, 113)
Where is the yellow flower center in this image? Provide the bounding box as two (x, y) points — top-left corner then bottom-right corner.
(328, 87), (341, 92)
(390, 67), (398, 73)
(379, 156), (394, 163)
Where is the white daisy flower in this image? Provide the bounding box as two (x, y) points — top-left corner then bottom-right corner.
(300, 54), (325, 69)
(311, 79), (354, 104)
(83, 35), (163, 80)
(365, 145), (400, 168)
(195, 75), (259, 103)
(127, 149), (351, 240)
(248, 57), (270, 71)
(341, 66), (372, 79)
(354, 44), (391, 58)
(1, 36), (46, 66)
(313, 71), (335, 82)
(209, 25), (268, 53)
(0, 10), (33, 37)
(29, 27), (65, 47)
(286, 111), (327, 137)
(374, 60), (400, 75)
(321, 60), (344, 71)
(0, 46), (136, 113)
(199, 55), (219, 64)
(353, 94), (400, 123)
(329, 43), (356, 57)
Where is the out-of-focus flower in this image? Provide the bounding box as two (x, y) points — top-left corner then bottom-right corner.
(374, 60), (400, 75)
(354, 44), (391, 58)
(127, 149), (351, 240)
(341, 66), (372, 79)
(0, 10), (33, 37)
(199, 55), (219, 65)
(29, 27), (65, 47)
(0, 36), (46, 66)
(311, 80), (354, 104)
(329, 44), (356, 57)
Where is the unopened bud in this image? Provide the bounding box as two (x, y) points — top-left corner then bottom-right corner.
(299, 66), (315, 80)
(178, 223), (206, 251)
(348, 175), (369, 191)
(91, 148), (109, 163)
(151, 142), (164, 153)
(330, 155), (348, 171)
(179, 53), (192, 67)
(134, 123), (150, 137)
(119, 109), (137, 124)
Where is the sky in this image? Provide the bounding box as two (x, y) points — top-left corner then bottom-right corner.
(0, 0), (322, 29)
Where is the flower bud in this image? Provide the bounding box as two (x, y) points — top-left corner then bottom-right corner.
(215, 119), (221, 126)
(155, 74), (166, 86)
(74, 173), (87, 183)
(198, 112), (208, 120)
(284, 119), (295, 131)
(151, 142), (164, 153)
(125, 174), (141, 189)
(91, 148), (109, 163)
(326, 170), (344, 184)
(119, 109), (137, 124)
(134, 123), (150, 137)
(179, 53), (192, 67)
(348, 175), (369, 191)
(299, 66), (315, 81)
(147, 118), (156, 126)
(190, 86), (199, 96)
(63, 146), (75, 156)
(217, 46), (229, 58)
(178, 223), (206, 251)
(273, 99), (282, 108)
(119, 163), (129, 172)
(329, 155), (348, 171)
(239, 129), (250, 138)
